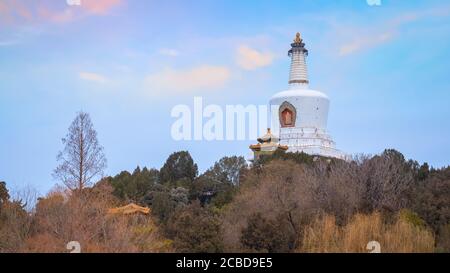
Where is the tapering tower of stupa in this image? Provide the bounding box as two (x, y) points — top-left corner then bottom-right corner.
(267, 32), (347, 160)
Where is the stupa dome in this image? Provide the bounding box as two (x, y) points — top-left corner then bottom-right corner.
(266, 33), (347, 160)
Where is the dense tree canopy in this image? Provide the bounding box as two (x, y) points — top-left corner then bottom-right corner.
(203, 156), (247, 186)
(410, 166), (450, 251)
(109, 167), (159, 203)
(159, 151), (198, 185)
(165, 202), (223, 253)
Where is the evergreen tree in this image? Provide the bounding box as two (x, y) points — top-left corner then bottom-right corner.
(159, 151), (198, 184)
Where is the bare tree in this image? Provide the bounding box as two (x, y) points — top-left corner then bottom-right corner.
(53, 112), (107, 191)
(360, 149), (414, 212)
(11, 185), (39, 213)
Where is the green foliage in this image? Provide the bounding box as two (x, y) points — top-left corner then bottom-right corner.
(170, 187), (189, 205)
(417, 162), (430, 181)
(188, 156), (246, 207)
(150, 187), (189, 222)
(256, 150), (315, 166)
(159, 151), (198, 184)
(189, 175), (216, 202)
(210, 185), (237, 209)
(151, 191), (177, 222)
(410, 166), (450, 251)
(0, 181), (10, 206)
(165, 202), (223, 253)
(0, 182), (30, 252)
(190, 175), (236, 208)
(240, 213), (292, 253)
(205, 156), (247, 186)
(109, 167), (159, 203)
(399, 209), (427, 229)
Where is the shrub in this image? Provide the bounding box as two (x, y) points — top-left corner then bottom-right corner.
(240, 213), (292, 253)
(299, 212), (435, 253)
(165, 202), (223, 253)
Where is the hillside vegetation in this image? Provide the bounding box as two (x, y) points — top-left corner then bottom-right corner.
(1, 113), (448, 253)
(1, 149), (449, 253)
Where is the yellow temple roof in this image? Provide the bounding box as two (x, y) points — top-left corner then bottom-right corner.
(250, 128), (288, 152)
(108, 203), (150, 215)
(257, 128), (279, 143)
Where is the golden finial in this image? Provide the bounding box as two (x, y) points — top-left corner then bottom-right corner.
(294, 32), (301, 43)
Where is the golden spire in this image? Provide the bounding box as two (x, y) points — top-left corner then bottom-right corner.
(294, 32), (302, 43)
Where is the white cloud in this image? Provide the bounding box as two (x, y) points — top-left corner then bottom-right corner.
(144, 65), (231, 94)
(0, 26), (43, 47)
(79, 71), (108, 84)
(159, 48), (180, 57)
(236, 45), (274, 70)
(339, 31), (394, 56)
(338, 5), (450, 56)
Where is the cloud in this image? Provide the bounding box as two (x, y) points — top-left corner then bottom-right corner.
(81, 0), (123, 15)
(339, 31), (394, 56)
(79, 72), (109, 84)
(338, 5), (450, 56)
(159, 48), (180, 57)
(37, 7), (76, 24)
(236, 45), (274, 70)
(144, 65), (231, 94)
(0, 0), (123, 25)
(0, 0), (32, 24)
(0, 26), (44, 47)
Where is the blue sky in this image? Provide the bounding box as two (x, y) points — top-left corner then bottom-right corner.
(1, 0), (450, 195)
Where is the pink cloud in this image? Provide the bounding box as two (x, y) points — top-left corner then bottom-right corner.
(0, 0), (123, 25)
(0, 0), (33, 24)
(0, 2), (12, 23)
(37, 6), (75, 24)
(82, 0), (123, 15)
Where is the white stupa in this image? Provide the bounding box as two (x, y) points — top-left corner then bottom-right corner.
(269, 33), (347, 160)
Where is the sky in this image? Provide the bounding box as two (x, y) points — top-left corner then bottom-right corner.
(1, 0), (450, 195)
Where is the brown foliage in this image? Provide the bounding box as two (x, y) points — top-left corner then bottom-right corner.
(299, 211), (435, 253)
(23, 183), (171, 253)
(0, 201), (32, 252)
(222, 159), (363, 252)
(359, 150), (415, 212)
